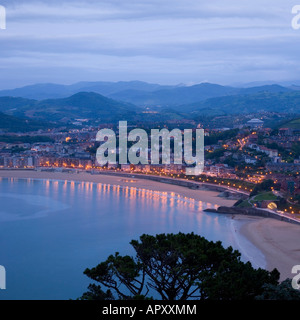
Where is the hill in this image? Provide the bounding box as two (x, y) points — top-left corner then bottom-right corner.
(0, 92), (138, 123)
(108, 83), (240, 106)
(0, 81), (174, 100)
(100, 83), (292, 107)
(0, 85), (299, 124)
(0, 96), (36, 112)
(0, 83), (73, 100)
(35, 92), (138, 121)
(182, 91), (300, 115)
(0, 81), (292, 108)
(0, 112), (52, 132)
(279, 118), (300, 129)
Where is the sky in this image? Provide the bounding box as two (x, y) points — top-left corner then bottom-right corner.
(0, 0), (300, 89)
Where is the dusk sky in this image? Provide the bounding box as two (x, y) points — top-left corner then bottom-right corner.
(0, 0), (300, 89)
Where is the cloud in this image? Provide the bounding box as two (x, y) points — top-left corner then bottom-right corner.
(0, 0), (300, 88)
(1, 0), (291, 26)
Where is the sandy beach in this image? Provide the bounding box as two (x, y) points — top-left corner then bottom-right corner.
(240, 216), (300, 280)
(1, 169), (300, 281)
(0, 170), (237, 207)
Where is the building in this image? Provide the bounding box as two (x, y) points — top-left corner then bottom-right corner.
(244, 156), (257, 165)
(258, 146), (278, 158)
(279, 128), (300, 136)
(248, 134), (258, 143)
(246, 119), (264, 129)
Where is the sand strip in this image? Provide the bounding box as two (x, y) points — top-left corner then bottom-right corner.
(0, 170), (236, 207)
(240, 217), (300, 280)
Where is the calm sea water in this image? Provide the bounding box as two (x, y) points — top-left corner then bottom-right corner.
(0, 177), (265, 300)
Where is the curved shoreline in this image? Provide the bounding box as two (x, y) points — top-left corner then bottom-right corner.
(0, 170), (237, 207)
(240, 217), (300, 280)
(0, 168), (250, 197)
(229, 217), (267, 270)
(1, 170), (299, 281)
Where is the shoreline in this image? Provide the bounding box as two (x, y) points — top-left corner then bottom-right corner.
(239, 216), (300, 280)
(0, 170), (237, 207)
(229, 215), (267, 270)
(1, 170), (300, 281)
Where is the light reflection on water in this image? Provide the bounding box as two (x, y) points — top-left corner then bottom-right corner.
(0, 177), (262, 300)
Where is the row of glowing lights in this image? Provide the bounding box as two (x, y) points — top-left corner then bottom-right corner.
(8, 163), (297, 196)
(24, 162), (255, 192)
(283, 207), (300, 215)
(30, 178), (214, 210)
(2, 174), (299, 215)
(3, 162), (293, 193)
(63, 167), (300, 214)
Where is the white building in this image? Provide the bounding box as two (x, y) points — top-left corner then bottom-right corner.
(246, 119), (264, 129)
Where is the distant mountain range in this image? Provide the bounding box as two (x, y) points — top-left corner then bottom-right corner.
(180, 91), (300, 115)
(0, 81), (300, 126)
(0, 81), (176, 101)
(0, 81), (300, 107)
(0, 81), (297, 108)
(0, 81), (295, 104)
(108, 83), (294, 108)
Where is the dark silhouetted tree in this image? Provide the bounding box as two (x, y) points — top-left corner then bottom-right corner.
(255, 279), (300, 300)
(81, 233), (280, 300)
